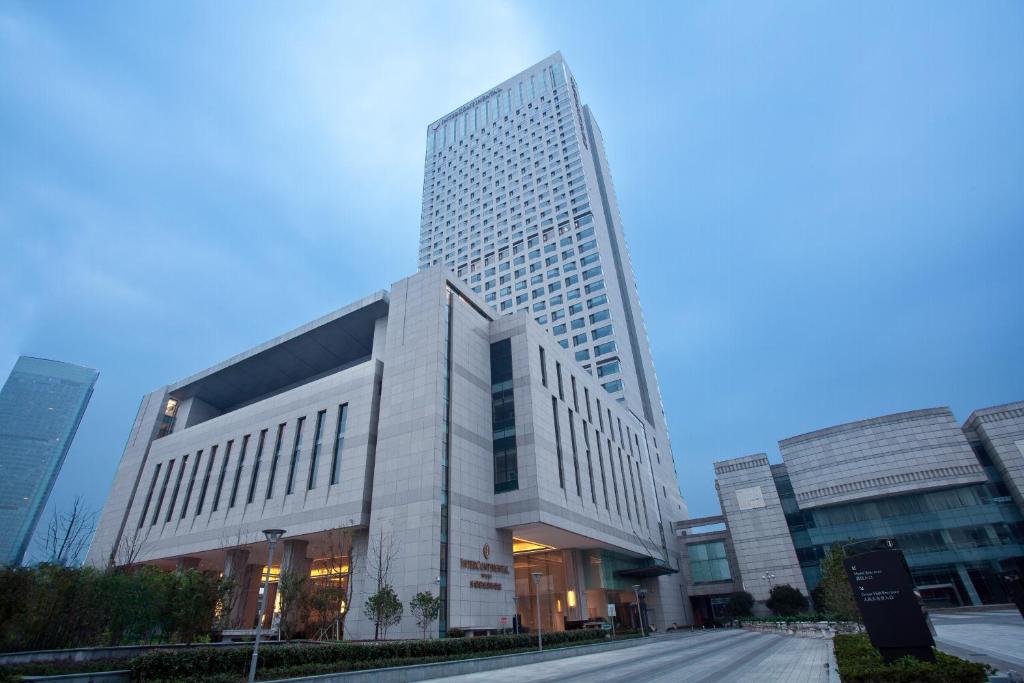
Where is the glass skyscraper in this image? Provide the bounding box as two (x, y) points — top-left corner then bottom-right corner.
(418, 52), (676, 460)
(0, 356), (98, 565)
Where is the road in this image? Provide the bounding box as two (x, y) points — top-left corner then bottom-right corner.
(434, 629), (837, 683)
(931, 608), (1024, 675)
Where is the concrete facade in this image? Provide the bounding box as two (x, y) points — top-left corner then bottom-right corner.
(690, 405), (1024, 614)
(779, 408), (987, 510)
(87, 269), (689, 638)
(963, 402), (1024, 514)
(712, 454), (808, 609)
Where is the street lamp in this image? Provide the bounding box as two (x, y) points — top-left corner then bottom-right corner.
(762, 571), (776, 590)
(632, 584), (647, 636)
(248, 529), (285, 683)
(531, 571), (544, 651)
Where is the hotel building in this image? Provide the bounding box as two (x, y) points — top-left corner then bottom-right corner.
(87, 54), (690, 637)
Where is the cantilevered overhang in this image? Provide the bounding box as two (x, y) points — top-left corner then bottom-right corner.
(615, 560), (679, 579)
(167, 291), (388, 411)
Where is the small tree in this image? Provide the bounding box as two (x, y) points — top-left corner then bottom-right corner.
(818, 544), (861, 621)
(277, 570), (310, 639)
(766, 584), (808, 616)
(726, 590), (754, 617)
(364, 584), (403, 640)
(409, 591), (441, 639)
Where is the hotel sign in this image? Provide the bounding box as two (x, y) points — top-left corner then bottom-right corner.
(461, 545), (509, 591)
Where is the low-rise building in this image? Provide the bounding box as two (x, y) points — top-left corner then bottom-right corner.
(683, 404), (1024, 616)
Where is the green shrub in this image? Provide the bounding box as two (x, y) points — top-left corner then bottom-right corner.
(131, 630), (616, 681)
(833, 633), (990, 682)
(726, 591), (754, 617)
(765, 584), (809, 616)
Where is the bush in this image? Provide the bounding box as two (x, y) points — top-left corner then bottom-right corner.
(726, 591), (754, 617)
(0, 564), (227, 652)
(131, 630), (616, 681)
(765, 584), (808, 616)
(833, 633), (990, 683)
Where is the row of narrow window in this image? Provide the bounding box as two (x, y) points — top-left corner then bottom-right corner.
(538, 345), (652, 531)
(137, 404), (349, 530)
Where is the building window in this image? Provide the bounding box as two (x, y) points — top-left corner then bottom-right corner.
(330, 404), (348, 485)
(212, 440), (233, 512)
(582, 423), (597, 504)
(138, 463), (162, 528)
(152, 459), (174, 526)
(308, 410), (326, 490)
(688, 542), (732, 583)
(247, 431), (266, 505)
(568, 409), (582, 497)
(266, 424), (285, 499)
(552, 396), (565, 489)
(181, 450), (202, 518)
(539, 345), (548, 387)
(491, 339), (518, 493)
(286, 417), (306, 495)
(166, 454), (188, 523)
(229, 435), (249, 508)
(196, 445), (217, 515)
(556, 361), (564, 400)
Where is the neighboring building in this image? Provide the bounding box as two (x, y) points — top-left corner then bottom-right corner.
(689, 405), (1024, 615)
(418, 53), (677, 476)
(0, 356), (98, 565)
(87, 269), (689, 638)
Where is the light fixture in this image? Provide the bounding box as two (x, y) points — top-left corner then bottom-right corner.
(567, 589), (577, 608)
(249, 529), (286, 683)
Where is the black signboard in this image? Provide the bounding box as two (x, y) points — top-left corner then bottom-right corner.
(844, 548), (935, 663)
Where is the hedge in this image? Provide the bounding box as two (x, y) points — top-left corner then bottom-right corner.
(132, 630), (623, 681)
(833, 633), (990, 683)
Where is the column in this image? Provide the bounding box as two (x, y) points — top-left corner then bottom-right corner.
(175, 557), (200, 572)
(956, 563), (983, 606)
(223, 549), (252, 628)
(280, 539), (311, 577)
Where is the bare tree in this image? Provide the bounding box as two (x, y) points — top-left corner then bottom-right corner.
(38, 496), (96, 566)
(309, 526), (361, 640)
(367, 528), (399, 640)
(112, 527), (147, 569)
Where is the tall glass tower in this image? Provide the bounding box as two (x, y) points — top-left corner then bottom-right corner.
(0, 356), (98, 564)
(419, 52), (675, 458)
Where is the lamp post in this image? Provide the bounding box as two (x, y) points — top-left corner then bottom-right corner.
(762, 571), (776, 591)
(632, 584), (647, 636)
(531, 571), (544, 651)
(248, 529), (285, 683)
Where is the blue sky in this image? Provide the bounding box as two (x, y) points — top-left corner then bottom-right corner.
(2, 1), (1022, 558)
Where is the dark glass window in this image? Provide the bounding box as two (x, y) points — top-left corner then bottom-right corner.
(229, 435), (249, 508)
(212, 440), (233, 512)
(286, 417), (306, 495)
(266, 424), (285, 499)
(246, 432), (266, 504)
(181, 450), (202, 518)
(552, 396), (565, 489)
(330, 404), (349, 485)
(196, 445), (217, 515)
(491, 339), (518, 493)
(308, 410), (326, 490)
(166, 454), (188, 523)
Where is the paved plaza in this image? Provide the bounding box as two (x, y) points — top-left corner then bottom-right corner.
(435, 629), (838, 683)
(932, 608), (1024, 676)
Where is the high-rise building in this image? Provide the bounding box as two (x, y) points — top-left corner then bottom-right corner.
(419, 53), (675, 463)
(0, 356), (98, 565)
(87, 55), (692, 637)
